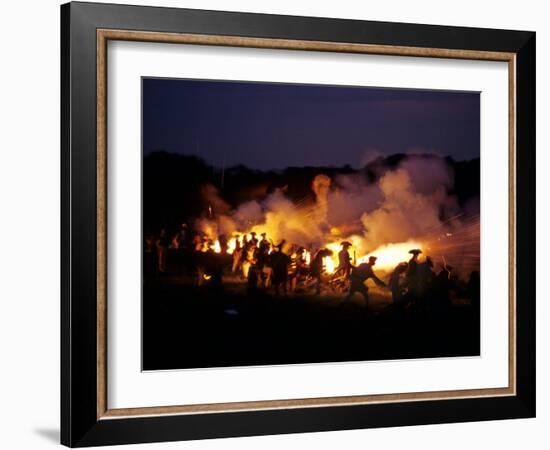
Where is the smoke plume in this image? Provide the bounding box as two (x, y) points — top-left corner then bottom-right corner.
(196, 156), (470, 264)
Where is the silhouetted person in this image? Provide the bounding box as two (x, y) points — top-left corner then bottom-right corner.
(389, 262), (408, 304)
(259, 232), (270, 251)
(219, 234), (228, 255)
(249, 231), (258, 247)
(257, 233), (271, 267)
(257, 237), (272, 287)
(247, 262), (260, 295)
(433, 264), (453, 311)
(418, 256), (436, 296)
(334, 241), (353, 279)
(269, 243), (291, 295)
(231, 236), (243, 273)
(343, 256), (386, 304)
(241, 237), (254, 260)
(405, 248), (422, 296)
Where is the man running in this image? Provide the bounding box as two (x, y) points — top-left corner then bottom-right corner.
(343, 256), (386, 303)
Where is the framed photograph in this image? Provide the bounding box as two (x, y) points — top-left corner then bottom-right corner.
(61, 2), (536, 447)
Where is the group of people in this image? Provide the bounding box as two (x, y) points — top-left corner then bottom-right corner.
(320, 242), (452, 307)
(387, 249), (455, 310)
(145, 225), (466, 309)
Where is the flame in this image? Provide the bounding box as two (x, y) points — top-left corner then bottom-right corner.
(212, 240), (221, 253)
(318, 239), (424, 274)
(304, 250), (311, 265)
(323, 256), (335, 274)
(196, 221), (423, 274)
(321, 242), (344, 274)
(357, 240), (423, 271)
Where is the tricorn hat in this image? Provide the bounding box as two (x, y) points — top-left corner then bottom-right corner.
(340, 241), (352, 248)
(409, 249), (422, 255)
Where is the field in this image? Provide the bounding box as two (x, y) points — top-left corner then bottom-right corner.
(142, 271), (480, 371)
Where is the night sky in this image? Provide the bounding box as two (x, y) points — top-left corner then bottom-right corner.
(142, 78), (480, 170)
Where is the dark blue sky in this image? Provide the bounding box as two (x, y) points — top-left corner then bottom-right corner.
(142, 78), (479, 170)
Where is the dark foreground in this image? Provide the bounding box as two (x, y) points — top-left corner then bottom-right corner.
(142, 275), (480, 370)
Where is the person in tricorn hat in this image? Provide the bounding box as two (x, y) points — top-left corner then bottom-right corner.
(418, 255), (435, 296)
(432, 263), (453, 312)
(405, 248), (422, 293)
(333, 241), (353, 280)
(256, 233), (272, 286)
(231, 235), (243, 273)
(343, 256), (386, 305)
(258, 232), (270, 258)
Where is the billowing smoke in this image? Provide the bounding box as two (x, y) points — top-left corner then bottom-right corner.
(326, 173), (381, 231)
(200, 184), (231, 215)
(194, 156), (476, 272)
(360, 168), (445, 247)
(194, 184), (234, 240)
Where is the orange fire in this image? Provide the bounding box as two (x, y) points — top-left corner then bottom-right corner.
(200, 228), (424, 274)
(357, 240), (424, 271)
(323, 255), (336, 274)
(212, 240), (222, 253)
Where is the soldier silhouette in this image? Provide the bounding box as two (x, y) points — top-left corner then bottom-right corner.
(333, 241), (353, 279)
(269, 242), (291, 295)
(343, 256), (386, 304)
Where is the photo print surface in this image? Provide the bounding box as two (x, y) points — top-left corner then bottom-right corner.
(142, 78), (481, 370)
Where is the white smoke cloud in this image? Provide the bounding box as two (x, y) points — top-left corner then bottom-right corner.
(327, 173), (381, 228)
(360, 168), (443, 248)
(197, 156), (462, 255)
(233, 200), (264, 229)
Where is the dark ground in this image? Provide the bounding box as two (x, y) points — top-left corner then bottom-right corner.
(142, 274), (480, 371)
